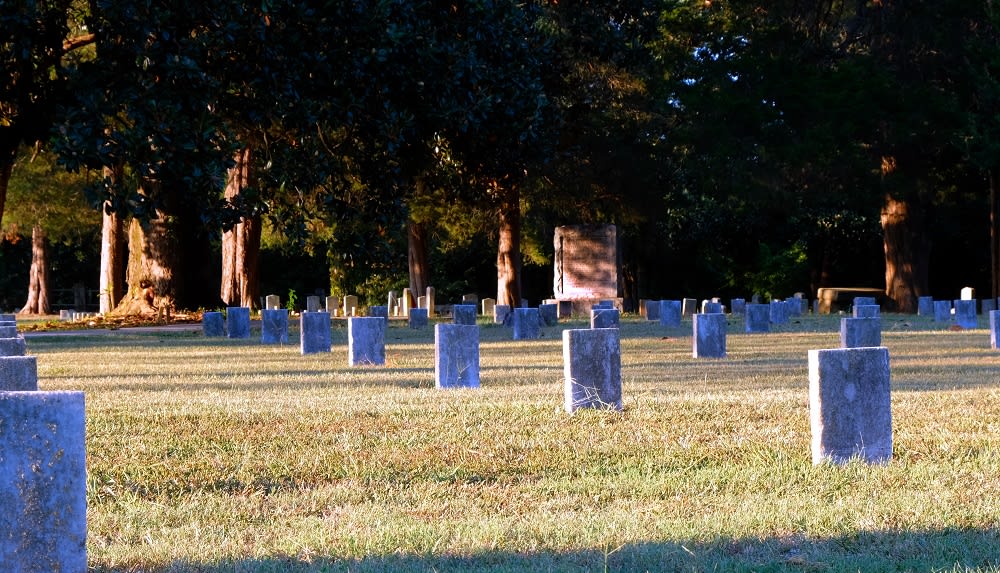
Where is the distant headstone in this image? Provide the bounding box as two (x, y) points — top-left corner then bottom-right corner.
(494, 304), (512, 326)
(563, 328), (622, 413)
(991, 310), (1000, 350)
(933, 300), (951, 323)
(300, 311), (331, 354)
(325, 296), (340, 314)
(0, 314), (15, 322)
(809, 347), (892, 465)
(342, 295), (358, 317)
(481, 298), (496, 318)
(261, 309), (289, 344)
(917, 296), (934, 316)
(203, 312), (224, 337)
(840, 317), (881, 348)
(462, 293), (479, 305)
(681, 298), (698, 316)
(730, 298), (746, 315)
(0, 356), (37, 391)
(693, 313), (727, 358)
(553, 225), (619, 303)
(659, 300), (682, 327)
(701, 301), (724, 314)
(953, 299), (977, 329)
(512, 308), (541, 340)
(594, 300), (614, 309)
(348, 317), (386, 366)
(0, 325), (17, 338)
(961, 287), (976, 301)
(557, 300), (574, 318)
(854, 296), (877, 307)
(401, 288), (413, 318)
(853, 305), (880, 318)
(435, 324), (480, 389)
(426, 286), (436, 316)
(751, 293), (761, 304)
(387, 291), (398, 316)
(0, 391), (87, 572)
(265, 294), (281, 310)
(306, 295), (322, 313)
(226, 307), (251, 339)
(769, 300), (788, 324)
(539, 303), (559, 326)
(786, 298), (803, 317)
(983, 299), (997, 315)
(369, 305), (389, 321)
(590, 308), (620, 329)
(453, 304), (477, 326)
(409, 307), (428, 329)
(745, 304), (770, 333)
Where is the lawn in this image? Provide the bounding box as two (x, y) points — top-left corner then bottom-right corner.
(25, 313), (1000, 572)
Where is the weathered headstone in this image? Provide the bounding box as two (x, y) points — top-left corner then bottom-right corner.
(325, 296), (340, 315)
(693, 313), (727, 358)
(494, 304), (512, 326)
(934, 300), (951, 323)
(342, 295), (358, 317)
(539, 303), (559, 326)
(644, 300), (661, 321)
(681, 298), (698, 316)
(745, 303), (770, 333)
(953, 299), (977, 329)
(659, 300), (682, 327)
(306, 295), (322, 313)
(0, 391), (87, 571)
(203, 311), (224, 337)
(387, 291), (398, 316)
(730, 298), (746, 315)
(0, 325), (18, 339)
(961, 286), (976, 300)
(434, 324), (480, 389)
(512, 307), (541, 340)
(401, 288), (413, 318)
(481, 298), (496, 318)
(426, 286), (436, 316)
(265, 294), (281, 310)
(701, 301), (724, 314)
(0, 314), (16, 322)
(300, 311), (331, 354)
(226, 307), (251, 339)
(854, 296), (877, 307)
(983, 299), (997, 315)
(563, 328), (622, 413)
(369, 305), (389, 321)
(853, 304), (880, 318)
(590, 307), (620, 329)
(409, 307), (428, 329)
(991, 310), (1000, 350)
(557, 300), (573, 318)
(453, 304), (477, 326)
(0, 356), (37, 391)
(261, 309), (289, 344)
(348, 317), (386, 366)
(917, 296), (934, 316)
(462, 294), (478, 306)
(769, 300), (788, 324)
(553, 225), (620, 305)
(809, 347), (892, 465)
(840, 317), (881, 348)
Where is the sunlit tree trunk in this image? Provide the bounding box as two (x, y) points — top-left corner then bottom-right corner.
(408, 218), (430, 296)
(881, 193), (930, 313)
(990, 169), (999, 301)
(19, 224), (50, 315)
(110, 182), (178, 316)
(220, 147), (261, 309)
(496, 184), (522, 307)
(0, 152), (11, 232)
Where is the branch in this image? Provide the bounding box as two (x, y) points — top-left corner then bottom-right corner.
(63, 33), (96, 53)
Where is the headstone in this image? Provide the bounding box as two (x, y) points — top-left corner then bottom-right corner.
(751, 293), (762, 304)
(494, 304), (512, 325)
(0, 356), (37, 391)
(409, 307), (428, 329)
(638, 299), (648, 318)
(434, 324), (480, 389)
(512, 308), (541, 340)
(991, 310), (1000, 350)
(693, 313), (727, 358)
(226, 307), (251, 339)
(0, 391), (87, 572)
(917, 296), (934, 316)
(809, 347), (892, 465)
(426, 286), (436, 316)
(563, 328), (622, 413)
(348, 317), (386, 366)
(933, 300), (951, 322)
(539, 303), (559, 326)
(261, 309), (289, 344)
(557, 300), (573, 319)
(594, 300), (614, 309)
(961, 287), (976, 301)
(840, 317), (881, 348)
(590, 307), (620, 329)
(644, 300), (661, 321)
(681, 298), (698, 316)
(854, 296), (877, 307)
(659, 300), (682, 327)
(325, 296), (340, 314)
(453, 304), (477, 326)
(983, 299), (997, 315)
(0, 314), (15, 322)
(343, 295), (358, 317)
(401, 288), (413, 318)
(265, 294), (281, 310)
(730, 298), (746, 315)
(481, 298), (496, 318)
(369, 305), (389, 321)
(786, 298), (803, 317)
(701, 301), (724, 314)
(462, 293), (479, 305)
(745, 304), (770, 333)
(300, 311), (331, 354)
(853, 305), (880, 318)
(203, 311), (224, 337)
(0, 336), (27, 357)
(387, 291), (398, 316)
(953, 299), (977, 329)
(306, 295), (322, 313)
(553, 225), (620, 303)
(769, 300), (788, 324)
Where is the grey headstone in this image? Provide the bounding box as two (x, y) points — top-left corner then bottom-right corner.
(590, 308), (620, 329)
(854, 296), (877, 307)
(934, 300), (951, 322)
(693, 313), (727, 358)
(991, 310), (1000, 350)
(982, 299), (997, 315)
(769, 300), (788, 324)
(305, 296), (321, 313)
(226, 307), (251, 339)
(342, 295), (359, 317)
(265, 294), (281, 310)
(644, 300), (661, 321)
(702, 301), (724, 314)
(409, 308), (428, 329)
(348, 317), (386, 366)
(786, 298), (803, 317)
(594, 300), (614, 309)
(961, 287), (975, 300)
(557, 300), (573, 318)
(730, 298), (746, 315)
(0, 391), (87, 572)
(659, 300), (682, 328)
(461, 293), (479, 305)
(745, 304), (770, 333)
(917, 296), (934, 316)
(840, 317), (881, 348)
(325, 296), (340, 314)
(953, 299), (977, 329)
(203, 311), (224, 337)
(809, 347), (892, 465)
(0, 356), (37, 391)
(539, 303), (559, 326)
(494, 304), (512, 326)
(434, 324), (480, 389)
(300, 311), (331, 354)
(453, 304), (477, 326)
(853, 305), (880, 318)
(369, 305), (389, 321)
(0, 326), (17, 339)
(261, 309), (289, 344)
(563, 328), (622, 413)
(481, 298), (496, 318)
(0, 314), (15, 322)
(512, 308), (540, 340)
(681, 298), (697, 316)
(425, 286), (436, 316)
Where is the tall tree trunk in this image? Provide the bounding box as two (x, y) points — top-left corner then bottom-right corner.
(220, 147), (261, 309)
(110, 206), (178, 317)
(99, 198), (127, 314)
(0, 148), (14, 232)
(881, 193), (930, 312)
(19, 224), (50, 315)
(408, 219), (430, 296)
(496, 185), (522, 307)
(990, 169), (999, 301)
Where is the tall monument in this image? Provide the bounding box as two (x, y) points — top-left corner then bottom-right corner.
(553, 225), (621, 314)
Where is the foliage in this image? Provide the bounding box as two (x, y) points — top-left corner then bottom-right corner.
(4, 146), (99, 242)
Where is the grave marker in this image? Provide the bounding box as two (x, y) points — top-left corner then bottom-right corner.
(854, 296), (877, 307)
(512, 308), (541, 340)
(261, 309), (289, 344)
(933, 300), (951, 322)
(539, 303), (559, 326)
(265, 294), (281, 310)
(745, 304), (770, 333)
(953, 299), (977, 329)
(769, 300), (788, 324)
(644, 300), (661, 321)
(693, 313), (726, 358)
(853, 304), (880, 318)
(563, 328), (622, 413)
(453, 304), (477, 326)
(553, 225), (620, 305)
(0, 356), (37, 391)
(300, 311), (331, 354)
(401, 288), (413, 318)
(348, 317), (386, 366)
(961, 287), (975, 300)
(991, 310), (1000, 350)
(434, 324), (480, 389)
(681, 298), (697, 316)
(426, 286), (436, 316)
(494, 304), (512, 326)
(409, 308), (428, 329)
(701, 301), (724, 314)
(840, 317), (881, 348)
(203, 312), (224, 337)
(659, 300), (682, 327)
(343, 295), (358, 317)
(481, 298), (496, 318)
(306, 296), (322, 313)
(917, 296), (934, 316)
(590, 307), (620, 329)
(730, 298), (746, 315)
(325, 296), (340, 314)
(226, 307), (251, 339)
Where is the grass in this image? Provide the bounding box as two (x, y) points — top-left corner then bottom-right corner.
(23, 313), (1000, 572)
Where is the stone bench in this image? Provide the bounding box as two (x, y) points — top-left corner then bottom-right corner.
(816, 287), (885, 314)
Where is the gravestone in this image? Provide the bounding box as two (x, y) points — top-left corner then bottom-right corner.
(434, 324), (480, 389)
(991, 310), (1000, 350)
(342, 295), (358, 317)
(261, 309), (289, 344)
(226, 307), (251, 339)
(481, 298), (496, 318)
(426, 286), (436, 316)
(462, 294), (478, 306)
(961, 286), (975, 300)
(693, 313), (727, 359)
(590, 307), (620, 329)
(701, 301), (724, 314)
(300, 311), (331, 354)
(409, 307), (428, 329)
(563, 328), (622, 413)
(557, 300), (573, 318)
(0, 356), (37, 391)
(553, 225), (619, 304)
(853, 304), (880, 318)
(325, 296), (340, 315)
(644, 300), (661, 321)
(594, 300), (614, 309)
(265, 294), (281, 310)
(681, 298), (698, 316)
(786, 298), (803, 317)
(369, 305), (389, 321)
(306, 295), (322, 313)
(854, 296), (877, 307)
(401, 288), (413, 318)
(512, 308), (541, 340)
(417, 296), (427, 310)
(917, 296), (934, 316)
(0, 391), (87, 572)
(203, 312), (224, 337)
(494, 304), (512, 326)
(953, 299), (977, 329)
(840, 317), (881, 348)
(659, 300), (682, 327)
(348, 317), (386, 366)
(387, 291), (398, 316)
(0, 313), (15, 322)
(453, 304), (477, 326)
(934, 300), (951, 322)
(730, 298), (746, 315)
(769, 300), (788, 324)
(983, 299), (997, 315)
(745, 304), (770, 333)
(809, 347), (892, 464)
(539, 303), (559, 326)
(0, 325), (18, 339)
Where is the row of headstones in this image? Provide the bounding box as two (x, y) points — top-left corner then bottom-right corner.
(0, 315), (88, 570)
(58, 310), (98, 321)
(645, 298), (811, 333)
(916, 296), (998, 329)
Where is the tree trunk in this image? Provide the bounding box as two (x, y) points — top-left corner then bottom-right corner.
(408, 219), (430, 296)
(109, 210), (177, 317)
(0, 153), (11, 233)
(990, 169), (999, 301)
(496, 185), (522, 307)
(220, 147), (261, 309)
(99, 201), (126, 314)
(19, 224), (50, 315)
(881, 193), (930, 312)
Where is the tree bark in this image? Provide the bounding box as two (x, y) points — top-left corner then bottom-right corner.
(408, 219), (430, 296)
(0, 153), (11, 233)
(496, 185), (522, 307)
(99, 201), (126, 314)
(220, 147), (261, 309)
(881, 193), (930, 312)
(109, 209), (177, 317)
(990, 169), (999, 301)
(19, 224), (50, 315)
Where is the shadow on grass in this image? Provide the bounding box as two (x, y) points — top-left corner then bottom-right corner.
(91, 527), (1000, 572)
